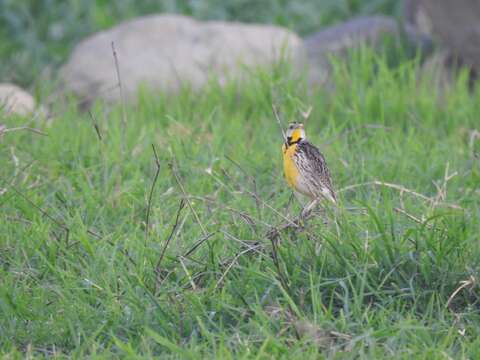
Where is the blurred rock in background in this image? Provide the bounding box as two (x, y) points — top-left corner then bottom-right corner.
(61, 13), (435, 108)
(60, 14), (304, 108)
(405, 0), (480, 83)
(305, 16), (398, 86)
(0, 83), (42, 117)
(4, 0), (480, 110)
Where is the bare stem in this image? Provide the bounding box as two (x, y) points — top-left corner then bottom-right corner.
(155, 199), (186, 286)
(170, 160), (208, 237)
(145, 144), (161, 241)
(2, 126), (47, 136)
(111, 41), (127, 130)
(88, 111), (102, 141)
(272, 104), (287, 145)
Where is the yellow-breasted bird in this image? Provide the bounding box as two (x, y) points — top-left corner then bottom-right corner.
(282, 122), (336, 204)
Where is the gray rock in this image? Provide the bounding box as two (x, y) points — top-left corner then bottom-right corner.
(60, 14), (304, 107)
(405, 0), (480, 73)
(305, 16), (399, 57)
(0, 83), (38, 117)
(304, 15), (434, 86)
(304, 16), (400, 85)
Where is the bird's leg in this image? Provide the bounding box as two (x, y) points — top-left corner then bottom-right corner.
(300, 198), (320, 219)
(300, 198), (331, 226)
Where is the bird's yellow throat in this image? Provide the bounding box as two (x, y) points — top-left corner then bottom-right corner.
(282, 142), (299, 188)
(287, 128), (303, 146)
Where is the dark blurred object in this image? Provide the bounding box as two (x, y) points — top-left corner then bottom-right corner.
(305, 16), (399, 57)
(405, 0), (480, 80)
(304, 15), (432, 86)
(305, 16), (397, 85)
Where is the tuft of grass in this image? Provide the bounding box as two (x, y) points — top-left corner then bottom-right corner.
(1, 51), (480, 358)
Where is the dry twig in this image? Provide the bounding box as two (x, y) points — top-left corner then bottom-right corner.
(88, 110), (102, 141)
(215, 244), (262, 290)
(145, 144), (161, 241)
(170, 160), (208, 237)
(446, 276), (476, 310)
(111, 41), (127, 129)
(183, 232), (217, 258)
(179, 256), (196, 290)
(272, 104), (287, 145)
(393, 207), (432, 229)
(1, 126), (47, 136)
(155, 199), (186, 288)
(339, 180), (462, 210)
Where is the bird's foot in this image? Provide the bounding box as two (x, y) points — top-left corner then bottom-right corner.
(300, 199), (319, 219)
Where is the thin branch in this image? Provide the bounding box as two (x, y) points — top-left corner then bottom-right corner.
(183, 232), (216, 258)
(215, 244), (262, 290)
(221, 159), (324, 242)
(111, 41), (127, 129)
(222, 152), (325, 246)
(393, 207), (432, 229)
(179, 256), (196, 290)
(266, 210), (311, 240)
(339, 180), (463, 210)
(2, 126), (47, 136)
(145, 144), (161, 241)
(431, 162), (457, 210)
(155, 199), (186, 274)
(272, 104), (287, 145)
(188, 195), (271, 229)
(87, 229), (102, 239)
(88, 110), (102, 141)
(221, 230), (265, 257)
(170, 160), (208, 237)
(446, 276), (476, 310)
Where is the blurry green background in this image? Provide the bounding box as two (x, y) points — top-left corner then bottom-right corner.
(0, 0), (401, 87)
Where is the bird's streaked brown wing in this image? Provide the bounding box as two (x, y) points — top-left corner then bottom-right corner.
(296, 140), (336, 202)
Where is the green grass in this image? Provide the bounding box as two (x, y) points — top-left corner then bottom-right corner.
(1, 52), (480, 358)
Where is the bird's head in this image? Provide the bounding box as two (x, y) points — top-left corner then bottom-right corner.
(285, 122), (305, 146)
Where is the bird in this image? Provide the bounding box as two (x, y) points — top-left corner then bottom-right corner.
(282, 122), (336, 214)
